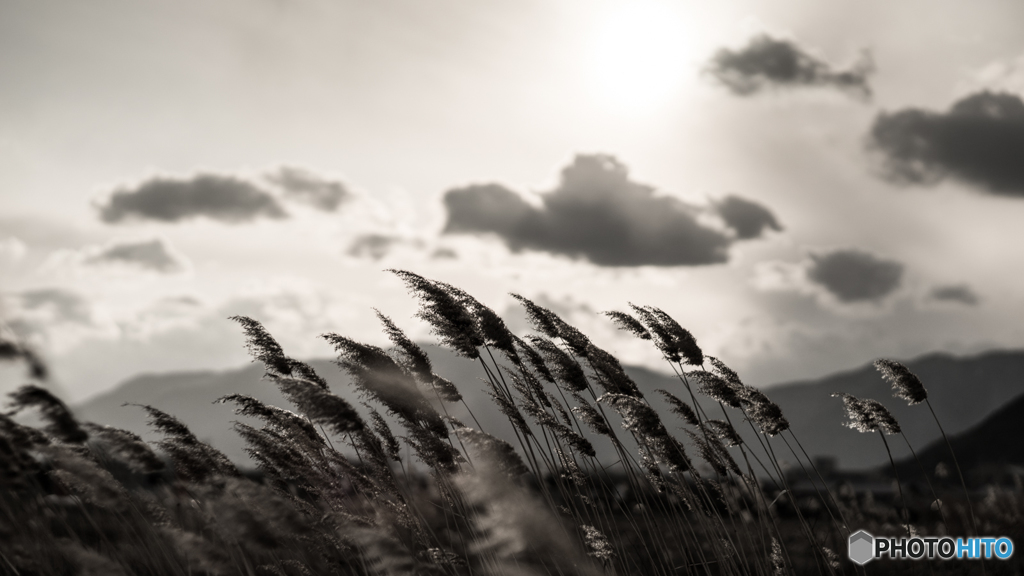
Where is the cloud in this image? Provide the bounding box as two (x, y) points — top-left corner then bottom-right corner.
(706, 34), (872, 99)
(753, 248), (904, 306)
(806, 249), (904, 303)
(96, 173), (288, 224)
(265, 166), (350, 212)
(120, 295), (206, 339)
(40, 238), (190, 277)
(346, 234), (402, 261)
(83, 238), (187, 273)
(16, 289), (94, 326)
(430, 247), (458, 260)
(928, 284), (980, 306)
(0, 237), (27, 262)
(869, 91), (1024, 195)
(969, 52), (1024, 97)
(714, 195), (783, 239)
(3, 288), (119, 352)
(442, 154), (780, 267)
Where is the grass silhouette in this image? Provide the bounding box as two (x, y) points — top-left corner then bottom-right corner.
(0, 270), (1021, 575)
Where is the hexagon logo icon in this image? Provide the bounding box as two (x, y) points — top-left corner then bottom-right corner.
(848, 530), (874, 565)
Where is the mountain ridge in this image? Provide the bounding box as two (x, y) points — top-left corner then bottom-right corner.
(74, 346), (1024, 471)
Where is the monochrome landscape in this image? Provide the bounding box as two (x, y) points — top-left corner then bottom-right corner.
(2, 1), (1024, 574)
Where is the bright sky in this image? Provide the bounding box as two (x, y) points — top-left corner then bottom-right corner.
(2, 0), (1024, 402)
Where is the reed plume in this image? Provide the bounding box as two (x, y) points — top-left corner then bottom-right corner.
(874, 358), (927, 405)
(8, 384), (88, 444)
(389, 269), (484, 359)
(129, 403), (238, 483)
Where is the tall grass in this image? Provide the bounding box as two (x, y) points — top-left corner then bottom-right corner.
(0, 271), (1018, 575)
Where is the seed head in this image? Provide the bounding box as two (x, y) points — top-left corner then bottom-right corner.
(706, 419), (744, 447)
(456, 427), (527, 478)
(657, 389), (700, 428)
(603, 310), (651, 340)
(572, 401), (612, 436)
(862, 398), (902, 435)
(707, 356), (742, 387)
(84, 423), (165, 474)
(834, 393), (900, 435)
(629, 304), (703, 365)
(231, 315), (329, 389)
(737, 385), (790, 436)
(527, 336), (589, 393)
(7, 385), (88, 444)
(874, 359), (928, 405)
(389, 269), (483, 359)
(130, 403), (238, 482)
(509, 293), (562, 339)
(688, 371), (742, 408)
(587, 344), (643, 397)
(581, 525), (616, 566)
(513, 335), (555, 384)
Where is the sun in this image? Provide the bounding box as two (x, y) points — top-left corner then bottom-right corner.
(588, 1), (694, 113)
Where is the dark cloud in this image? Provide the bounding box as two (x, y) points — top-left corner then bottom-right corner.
(929, 284), (980, 306)
(869, 91), (1024, 195)
(17, 289), (93, 326)
(442, 155), (780, 267)
(266, 166), (350, 211)
(806, 249), (904, 303)
(97, 174), (288, 224)
(431, 247), (458, 260)
(706, 34), (872, 99)
(84, 239), (186, 273)
(714, 195), (783, 239)
(346, 234), (401, 261)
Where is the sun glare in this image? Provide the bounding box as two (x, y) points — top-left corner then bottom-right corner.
(589, 1), (694, 112)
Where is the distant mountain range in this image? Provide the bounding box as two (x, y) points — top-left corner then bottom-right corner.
(890, 390), (1024, 484)
(74, 347), (1024, 471)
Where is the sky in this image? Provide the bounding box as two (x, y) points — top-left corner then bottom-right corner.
(2, 0), (1024, 403)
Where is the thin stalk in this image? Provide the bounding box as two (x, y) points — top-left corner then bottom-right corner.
(925, 397), (979, 536)
(899, 430), (949, 529)
(877, 431), (912, 537)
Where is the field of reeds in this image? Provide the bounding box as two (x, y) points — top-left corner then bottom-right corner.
(2, 270), (1022, 575)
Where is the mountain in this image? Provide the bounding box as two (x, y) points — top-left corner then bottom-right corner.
(74, 347), (1024, 471)
(890, 391), (1024, 485)
(756, 349), (1024, 470)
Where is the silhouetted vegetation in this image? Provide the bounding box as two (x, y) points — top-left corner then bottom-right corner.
(2, 271), (1022, 575)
